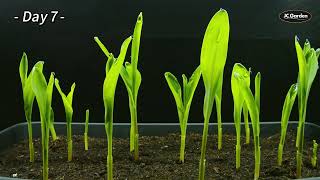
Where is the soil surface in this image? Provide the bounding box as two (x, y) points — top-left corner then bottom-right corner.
(0, 131), (319, 179)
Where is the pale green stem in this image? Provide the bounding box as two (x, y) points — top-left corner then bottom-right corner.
(179, 131), (186, 163)
(106, 121), (113, 180)
(311, 140), (318, 167)
(236, 131), (241, 170)
(129, 101), (139, 160)
(27, 120), (34, 163)
(199, 117), (209, 180)
(84, 133), (88, 151)
(67, 117), (72, 162)
(254, 135), (260, 180)
(243, 108), (250, 144)
(216, 99), (222, 150)
(41, 116), (49, 180)
(49, 123), (57, 141)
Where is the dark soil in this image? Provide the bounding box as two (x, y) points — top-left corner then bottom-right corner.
(0, 131), (319, 179)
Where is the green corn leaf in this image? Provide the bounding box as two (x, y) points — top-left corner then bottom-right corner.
(19, 52), (28, 87)
(164, 72), (184, 121)
(120, 62), (142, 102)
(281, 84), (298, 128)
(184, 66), (201, 107)
(31, 67), (48, 116)
(200, 9), (229, 119)
(94, 37), (111, 58)
(231, 63), (250, 114)
(47, 73), (55, 107)
(131, 12), (143, 70)
(236, 73), (260, 136)
(54, 79), (75, 115)
(102, 36), (132, 123)
(255, 73), (261, 111)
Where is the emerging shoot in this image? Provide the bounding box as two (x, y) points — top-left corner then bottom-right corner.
(55, 79), (76, 162)
(120, 12), (143, 160)
(277, 84), (298, 166)
(295, 37), (319, 178)
(231, 63), (250, 170)
(311, 140), (318, 168)
(31, 66), (55, 180)
(234, 67), (261, 180)
(94, 36), (132, 180)
(84, 109), (89, 151)
(164, 66), (201, 163)
(199, 9), (229, 180)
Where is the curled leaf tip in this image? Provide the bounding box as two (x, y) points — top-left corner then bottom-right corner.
(138, 12), (143, 22)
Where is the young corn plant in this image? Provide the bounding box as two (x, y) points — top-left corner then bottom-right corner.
(19, 53), (40, 163)
(234, 67), (261, 180)
(198, 9), (229, 180)
(19, 54), (58, 163)
(295, 37), (319, 178)
(94, 36), (132, 180)
(84, 109), (89, 151)
(120, 12), (143, 160)
(231, 63), (250, 170)
(31, 65), (55, 180)
(164, 66), (201, 163)
(277, 84), (298, 166)
(55, 79), (76, 162)
(311, 140), (318, 168)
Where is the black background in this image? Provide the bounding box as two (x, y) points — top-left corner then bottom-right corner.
(0, 0), (319, 130)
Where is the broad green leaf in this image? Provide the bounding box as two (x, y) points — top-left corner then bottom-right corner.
(295, 36), (307, 97)
(103, 36), (132, 123)
(316, 49), (320, 59)
(182, 74), (188, 107)
(103, 36), (132, 103)
(19, 52), (28, 87)
(31, 67), (48, 118)
(94, 37), (111, 58)
(50, 107), (55, 124)
(54, 78), (74, 115)
(231, 63), (250, 110)
(164, 72), (183, 118)
(200, 9), (229, 120)
(120, 62), (142, 102)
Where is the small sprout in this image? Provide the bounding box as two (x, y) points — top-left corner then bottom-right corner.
(231, 63), (250, 170)
(84, 109), (89, 151)
(120, 12), (143, 160)
(295, 37), (319, 178)
(277, 84), (298, 166)
(164, 66), (201, 163)
(311, 140), (318, 168)
(234, 67), (261, 180)
(31, 66), (55, 180)
(198, 9), (229, 180)
(95, 35), (132, 180)
(55, 79), (76, 162)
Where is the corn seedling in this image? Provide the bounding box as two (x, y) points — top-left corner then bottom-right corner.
(94, 36), (132, 180)
(198, 9), (229, 180)
(31, 65), (55, 180)
(295, 37), (319, 178)
(164, 66), (201, 163)
(231, 63), (250, 170)
(55, 79), (76, 162)
(19, 54), (58, 163)
(234, 66), (261, 179)
(120, 13), (143, 160)
(311, 140), (318, 168)
(277, 84), (298, 166)
(84, 109), (89, 151)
